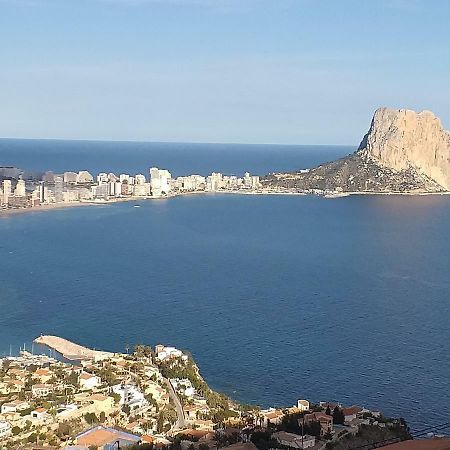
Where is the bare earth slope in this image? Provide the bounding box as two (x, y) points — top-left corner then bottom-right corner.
(262, 108), (450, 194)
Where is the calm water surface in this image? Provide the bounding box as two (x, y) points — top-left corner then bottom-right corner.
(0, 140), (448, 432)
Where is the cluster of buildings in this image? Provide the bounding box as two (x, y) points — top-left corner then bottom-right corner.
(0, 338), (407, 450)
(0, 165), (262, 211)
(0, 340), (241, 448)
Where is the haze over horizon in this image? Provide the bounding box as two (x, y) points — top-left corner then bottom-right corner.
(1, 0), (449, 145)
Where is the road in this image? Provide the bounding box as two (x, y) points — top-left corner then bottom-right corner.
(164, 378), (186, 429)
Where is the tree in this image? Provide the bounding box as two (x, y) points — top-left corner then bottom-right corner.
(157, 411), (166, 433)
(333, 406), (345, 425)
(279, 412), (304, 433)
(325, 406), (331, 416)
(304, 420), (322, 438)
(57, 421), (72, 438)
(99, 411), (106, 423)
(112, 392), (121, 404)
(134, 344), (154, 359)
(250, 430), (278, 450)
(84, 412), (98, 425)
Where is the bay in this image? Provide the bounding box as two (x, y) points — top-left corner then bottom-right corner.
(0, 139), (449, 433)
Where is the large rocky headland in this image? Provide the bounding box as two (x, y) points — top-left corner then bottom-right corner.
(262, 108), (450, 194)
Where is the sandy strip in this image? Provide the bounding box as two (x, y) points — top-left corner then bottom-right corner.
(0, 201), (106, 217)
(2, 189), (450, 219)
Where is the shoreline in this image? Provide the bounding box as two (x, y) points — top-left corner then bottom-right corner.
(2, 189), (450, 218)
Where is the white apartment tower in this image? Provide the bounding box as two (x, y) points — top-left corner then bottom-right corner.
(14, 179), (26, 197)
(2, 180), (12, 205)
(149, 167), (172, 196)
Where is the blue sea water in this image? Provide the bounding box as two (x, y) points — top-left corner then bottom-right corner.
(0, 139), (449, 433)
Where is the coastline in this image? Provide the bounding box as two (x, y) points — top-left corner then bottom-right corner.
(34, 334), (114, 361)
(2, 188), (450, 218)
(0, 200), (104, 217)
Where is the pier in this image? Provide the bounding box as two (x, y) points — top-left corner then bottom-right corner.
(33, 335), (113, 361)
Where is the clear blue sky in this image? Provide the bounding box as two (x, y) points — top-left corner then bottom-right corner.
(1, 0), (449, 144)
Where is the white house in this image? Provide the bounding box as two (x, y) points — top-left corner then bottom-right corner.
(1, 400), (29, 414)
(32, 384), (53, 398)
(260, 408), (285, 427)
(297, 400), (310, 412)
(31, 407), (49, 421)
(111, 384), (148, 412)
(79, 372), (101, 390)
(155, 345), (187, 362)
(0, 420), (12, 438)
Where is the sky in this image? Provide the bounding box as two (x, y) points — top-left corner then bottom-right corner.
(0, 0), (449, 145)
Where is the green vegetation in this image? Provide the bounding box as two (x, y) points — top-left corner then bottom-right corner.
(84, 412), (98, 425)
(333, 406), (345, 425)
(325, 423), (411, 450)
(158, 356), (237, 421)
(251, 430), (280, 450)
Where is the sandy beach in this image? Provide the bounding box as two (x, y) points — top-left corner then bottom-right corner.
(2, 189), (450, 219)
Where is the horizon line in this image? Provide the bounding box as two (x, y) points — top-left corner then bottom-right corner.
(0, 136), (355, 148)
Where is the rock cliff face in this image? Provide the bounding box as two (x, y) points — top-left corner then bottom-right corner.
(262, 108), (450, 193)
(359, 108), (450, 190)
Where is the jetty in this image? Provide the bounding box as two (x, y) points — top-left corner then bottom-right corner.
(34, 335), (113, 361)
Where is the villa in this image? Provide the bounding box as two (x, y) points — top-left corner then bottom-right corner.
(111, 383), (148, 412)
(79, 372), (101, 390)
(32, 383), (53, 398)
(75, 425), (140, 449)
(1, 399), (29, 414)
(31, 407), (49, 421)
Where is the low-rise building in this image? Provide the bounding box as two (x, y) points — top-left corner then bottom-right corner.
(343, 406), (363, 423)
(79, 372), (101, 390)
(193, 419), (215, 431)
(297, 399), (310, 412)
(5, 379), (25, 393)
(32, 383), (53, 398)
(75, 425), (141, 449)
(273, 431), (316, 449)
(31, 407), (49, 421)
(1, 400), (29, 414)
(0, 420), (11, 438)
(261, 408), (285, 427)
(34, 368), (53, 383)
(111, 384), (148, 412)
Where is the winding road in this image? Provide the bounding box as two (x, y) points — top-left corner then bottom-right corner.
(164, 378), (186, 429)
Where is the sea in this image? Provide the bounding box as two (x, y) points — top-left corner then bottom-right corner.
(0, 138), (449, 434)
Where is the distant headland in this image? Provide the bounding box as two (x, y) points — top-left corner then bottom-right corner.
(263, 108), (450, 195)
